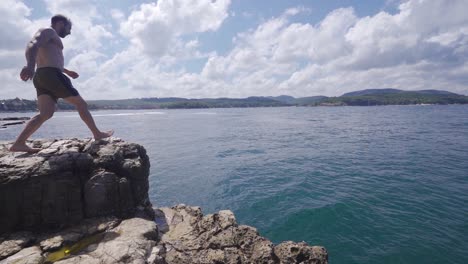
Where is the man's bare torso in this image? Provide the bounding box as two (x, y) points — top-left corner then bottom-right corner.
(34, 27), (64, 70)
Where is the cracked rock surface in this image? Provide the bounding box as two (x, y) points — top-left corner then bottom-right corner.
(153, 204), (328, 264)
(0, 138), (152, 234)
(1, 206), (327, 264)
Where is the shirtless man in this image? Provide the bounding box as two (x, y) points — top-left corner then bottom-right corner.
(10, 14), (113, 153)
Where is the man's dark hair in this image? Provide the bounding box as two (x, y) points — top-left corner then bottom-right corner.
(51, 14), (72, 27)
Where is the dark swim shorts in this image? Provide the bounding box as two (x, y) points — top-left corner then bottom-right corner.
(33, 67), (79, 102)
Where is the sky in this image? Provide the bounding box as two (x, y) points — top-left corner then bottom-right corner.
(1, 0), (468, 100)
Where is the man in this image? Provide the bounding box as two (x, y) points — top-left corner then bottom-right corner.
(10, 14), (113, 153)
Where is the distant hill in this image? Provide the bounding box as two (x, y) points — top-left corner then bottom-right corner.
(321, 89), (468, 106)
(294, 96), (329, 105)
(342, 88), (459, 97)
(266, 95), (296, 104)
(411, 90), (459, 95)
(1, 89), (467, 111)
(342, 88), (402, 96)
(342, 88), (459, 96)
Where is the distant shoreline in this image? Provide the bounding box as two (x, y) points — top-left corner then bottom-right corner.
(2, 88), (468, 111)
(2, 103), (468, 114)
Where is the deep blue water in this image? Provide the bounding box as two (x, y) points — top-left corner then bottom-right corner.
(1, 105), (467, 264)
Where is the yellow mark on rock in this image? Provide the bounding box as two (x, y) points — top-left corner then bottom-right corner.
(44, 231), (113, 263)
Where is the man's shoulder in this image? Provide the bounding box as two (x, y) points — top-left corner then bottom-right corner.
(36, 27), (57, 37)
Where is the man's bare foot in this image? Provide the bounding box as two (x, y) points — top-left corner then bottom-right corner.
(94, 130), (114, 140)
(9, 143), (41, 153)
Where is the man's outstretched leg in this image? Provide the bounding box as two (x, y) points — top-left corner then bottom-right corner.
(64, 95), (113, 140)
(10, 94), (56, 153)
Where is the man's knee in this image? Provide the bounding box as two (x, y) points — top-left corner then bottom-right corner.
(42, 111), (54, 120)
(75, 101), (89, 111)
(66, 96), (88, 109)
(35, 111), (53, 122)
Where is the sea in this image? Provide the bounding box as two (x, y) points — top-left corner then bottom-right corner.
(1, 105), (467, 264)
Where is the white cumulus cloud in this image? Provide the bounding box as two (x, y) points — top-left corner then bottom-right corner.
(120, 0), (231, 56)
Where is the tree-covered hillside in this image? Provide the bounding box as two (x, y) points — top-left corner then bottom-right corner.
(1, 89), (467, 111)
(309, 90), (468, 106)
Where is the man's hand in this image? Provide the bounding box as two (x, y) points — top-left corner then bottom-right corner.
(20, 66), (34, 81)
(64, 69), (79, 79)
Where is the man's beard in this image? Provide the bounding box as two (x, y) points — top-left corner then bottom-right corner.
(58, 29), (66, 38)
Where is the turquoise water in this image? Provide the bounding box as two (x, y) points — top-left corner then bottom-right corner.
(1, 105), (467, 263)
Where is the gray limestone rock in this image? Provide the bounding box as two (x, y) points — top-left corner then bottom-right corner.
(54, 217), (158, 264)
(0, 138), (151, 234)
(37, 216), (120, 253)
(274, 241), (328, 264)
(0, 232), (34, 260)
(154, 204), (327, 264)
(0, 246), (43, 264)
(0, 205), (328, 264)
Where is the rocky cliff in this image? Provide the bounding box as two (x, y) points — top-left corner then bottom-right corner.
(0, 138), (328, 263)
